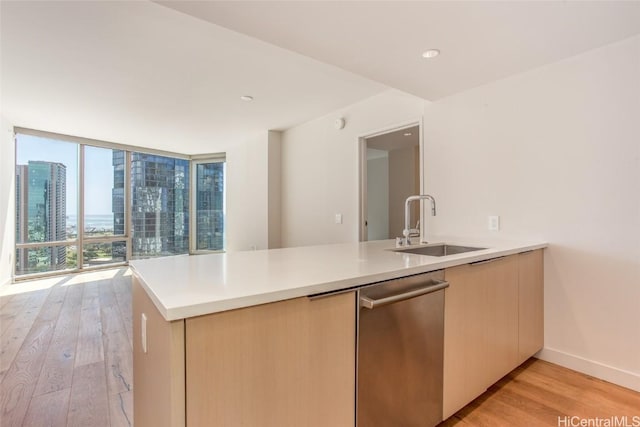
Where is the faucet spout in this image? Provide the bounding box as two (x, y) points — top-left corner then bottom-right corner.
(402, 195), (436, 246)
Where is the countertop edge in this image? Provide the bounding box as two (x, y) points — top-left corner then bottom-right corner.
(131, 242), (547, 322)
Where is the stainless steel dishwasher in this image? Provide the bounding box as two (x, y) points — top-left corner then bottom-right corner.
(357, 270), (448, 427)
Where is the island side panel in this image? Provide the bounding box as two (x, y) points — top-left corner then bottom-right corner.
(185, 292), (356, 427)
(132, 275), (185, 427)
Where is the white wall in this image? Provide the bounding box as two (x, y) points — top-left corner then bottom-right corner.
(280, 90), (424, 247)
(224, 129), (281, 252)
(423, 36), (640, 391)
(0, 116), (15, 286)
(366, 153), (389, 240)
(225, 133), (266, 252)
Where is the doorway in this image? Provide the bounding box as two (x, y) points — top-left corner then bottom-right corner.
(359, 124), (421, 241)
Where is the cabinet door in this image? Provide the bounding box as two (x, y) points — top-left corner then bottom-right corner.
(484, 256), (519, 386)
(443, 263), (488, 419)
(185, 292), (356, 427)
(518, 249), (544, 363)
(443, 255), (519, 419)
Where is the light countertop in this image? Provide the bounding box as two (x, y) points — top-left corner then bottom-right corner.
(130, 236), (547, 321)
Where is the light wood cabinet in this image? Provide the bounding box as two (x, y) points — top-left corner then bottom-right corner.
(132, 277), (185, 427)
(442, 262), (490, 419)
(518, 249), (544, 363)
(442, 251), (544, 420)
(185, 291), (356, 427)
(133, 278), (356, 427)
(485, 256), (519, 386)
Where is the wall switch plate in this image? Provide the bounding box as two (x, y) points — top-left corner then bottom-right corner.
(141, 313), (148, 354)
(334, 213), (343, 224)
(488, 215), (500, 231)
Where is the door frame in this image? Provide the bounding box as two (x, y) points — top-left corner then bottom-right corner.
(357, 117), (424, 242)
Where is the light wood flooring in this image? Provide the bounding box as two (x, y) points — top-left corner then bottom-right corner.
(1, 268), (132, 427)
(441, 358), (640, 426)
(1, 267), (639, 426)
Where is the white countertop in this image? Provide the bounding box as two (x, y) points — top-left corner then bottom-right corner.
(130, 236), (547, 321)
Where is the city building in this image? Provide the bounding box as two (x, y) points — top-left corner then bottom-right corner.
(113, 152), (189, 258)
(15, 161), (67, 273)
(195, 162), (224, 251)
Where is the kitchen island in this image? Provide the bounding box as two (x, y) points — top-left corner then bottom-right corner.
(131, 237), (546, 427)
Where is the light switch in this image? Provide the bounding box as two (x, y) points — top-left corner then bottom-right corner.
(141, 313), (148, 354)
(334, 213), (343, 224)
(488, 215), (500, 231)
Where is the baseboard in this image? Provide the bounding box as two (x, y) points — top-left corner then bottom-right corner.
(537, 347), (640, 392)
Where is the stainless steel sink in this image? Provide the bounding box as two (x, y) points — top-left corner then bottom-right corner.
(393, 244), (486, 257)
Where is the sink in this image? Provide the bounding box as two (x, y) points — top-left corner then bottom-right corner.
(393, 244), (486, 257)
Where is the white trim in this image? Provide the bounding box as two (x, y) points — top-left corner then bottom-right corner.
(356, 117), (423, 141)
(537, 347), (640, 392)
(417, 116), (426, 243)
(358, 137), (368, 242)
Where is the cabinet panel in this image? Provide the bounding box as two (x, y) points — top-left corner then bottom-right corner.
(443, 255), (519, 419)
(518, 249), (544, 363)
(185, 292), (356, 427)
(485, 256), (519, 386)
(443, 264), (488, 419)
(132, 277), (185, 427)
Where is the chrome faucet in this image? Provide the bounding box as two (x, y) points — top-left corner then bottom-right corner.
(401, 195), (436, 246)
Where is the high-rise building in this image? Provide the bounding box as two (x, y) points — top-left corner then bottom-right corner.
(195, 163), (224, 251)
(15, 161), (67, 273)
(113, 152), (189, 258)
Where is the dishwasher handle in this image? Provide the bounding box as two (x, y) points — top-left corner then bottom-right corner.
(360, 279), (449, 309)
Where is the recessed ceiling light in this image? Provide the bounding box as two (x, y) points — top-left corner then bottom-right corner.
(403, 132), (412, 136)
(422, 49), (440, 59)
(240, 95), (254, 102)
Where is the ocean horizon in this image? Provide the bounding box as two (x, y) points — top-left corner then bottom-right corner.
(67, 214), (116, 230)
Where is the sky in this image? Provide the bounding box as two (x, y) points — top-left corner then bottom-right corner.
(16, 133), (114, 216)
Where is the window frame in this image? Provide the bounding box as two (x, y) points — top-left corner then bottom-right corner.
(190, 155), (227, 255)
(13, 127), (226, 281)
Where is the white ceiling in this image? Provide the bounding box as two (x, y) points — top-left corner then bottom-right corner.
(0, 1), (385, 154)
(3, 2), (639, 155)
(159, 1), (640, 101)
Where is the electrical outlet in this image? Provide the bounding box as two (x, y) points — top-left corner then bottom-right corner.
(141, 313), (148, 354)
(334, 213), (343, 224)
(488, 215), (500, 231)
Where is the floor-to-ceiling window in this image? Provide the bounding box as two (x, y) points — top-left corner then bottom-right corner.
(192, 158), (225, 252)
(14, 129), (225, 279)
(129, 153), (190, 259)
(82, 145), (128, 267)
(15, 134), (78, 275)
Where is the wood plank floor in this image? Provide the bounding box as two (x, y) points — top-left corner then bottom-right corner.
(2, 267), (639, 426)
(1, 268), (133, 427)
(440, 358), (640, 426)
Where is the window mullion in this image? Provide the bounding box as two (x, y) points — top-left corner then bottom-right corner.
(78, 144), (84, 270)
(125, 151), (132, 262)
